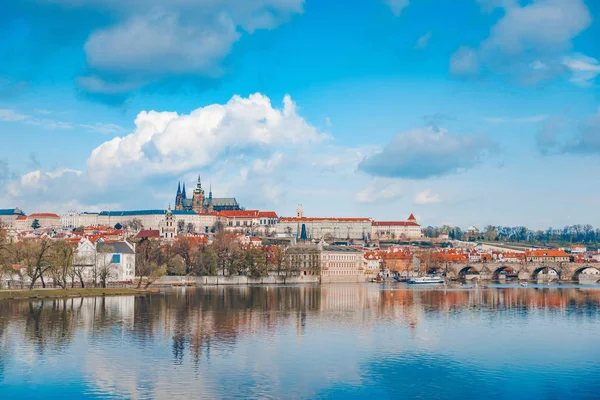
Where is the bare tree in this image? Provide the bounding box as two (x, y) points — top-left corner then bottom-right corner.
(22, 238), (54, 289)
(48, 240), (74, 289)
(135, 239), (166, 288)
(96, 244), (115, 288)
(186, 222), (195, 234)
(177, 220), (185, 235)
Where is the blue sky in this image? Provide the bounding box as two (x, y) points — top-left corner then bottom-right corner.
(1, 0), (600, 229)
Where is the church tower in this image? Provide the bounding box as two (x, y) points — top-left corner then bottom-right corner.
(192, 175), (206, 213)
(164, 204), (176, 240)
(175, 182), (183, 210)
(207, 183), (214, 212)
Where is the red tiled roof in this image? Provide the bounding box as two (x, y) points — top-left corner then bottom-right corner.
(280, 217), (371, 222)
(218, 210), (260, 218)
(258, 211), (278, 218)
(372, 221), (420, 226)
(526, 250), (569, 257)
(408, 213), (416, 221)
(136, 230), (161, 239)
(16, 216), (27, 221)
(29, 213), (60, 218)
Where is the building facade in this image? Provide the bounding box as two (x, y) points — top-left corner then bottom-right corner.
(0, 208), (26, 228)
(371, 214), (423, 240)
(74, 239), (136, 283)
(320, 245), (365, 283)
(28, 213), (62, 230)
(276, 217), (372, 241)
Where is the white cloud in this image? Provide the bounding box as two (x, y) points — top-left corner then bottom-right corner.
(87, 93), (325, 182)
(358, 126), (493, 179)
(384, 0), (410, 16)
(356, 180), (402, 204)
(50, 0), (305, 96)
(563, 53), (600, 87)
(80, 123), (126, 134)
(325, 117), (332, 127)
(25, 119), (72, 129)
(484, 115), (548, 124)
(84, 11), (239, 77)
(452, 0), (592, 83)
(0, 109), (30, 122)
(449, 47), (480, 76)
(76, 76), (145, 95)
(415, 32), (432, 49)
(0, 109), (72, 129)
(414, 189), (440, 205)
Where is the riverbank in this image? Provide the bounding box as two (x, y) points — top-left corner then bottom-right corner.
(0, 288), (153, 300)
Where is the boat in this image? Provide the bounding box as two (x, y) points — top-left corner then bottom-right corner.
(520, 283), (528, 288)
(407, 275), (445, 284)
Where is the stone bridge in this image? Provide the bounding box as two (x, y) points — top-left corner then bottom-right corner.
(439, 262), (600, 283)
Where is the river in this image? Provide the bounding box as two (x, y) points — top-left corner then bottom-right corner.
(1, 284), (599, 399)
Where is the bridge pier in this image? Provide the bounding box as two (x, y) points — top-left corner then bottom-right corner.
(444, 262), (600, 283)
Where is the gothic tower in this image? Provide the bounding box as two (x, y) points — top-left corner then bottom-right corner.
(192, 175), (206, 213)
(207, 183), (214, 212)
(175, 182), (183, 210)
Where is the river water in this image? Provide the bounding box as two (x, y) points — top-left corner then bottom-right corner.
(1, 284), (599, 399)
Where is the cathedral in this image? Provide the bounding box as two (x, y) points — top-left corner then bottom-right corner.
(175, 176), (242, 213)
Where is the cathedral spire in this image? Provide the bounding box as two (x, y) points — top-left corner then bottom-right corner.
(177, 181), (181, 195)
(182, 182), (186, 198)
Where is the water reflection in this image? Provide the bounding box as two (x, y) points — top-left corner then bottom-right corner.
(1, 285), (600, 399)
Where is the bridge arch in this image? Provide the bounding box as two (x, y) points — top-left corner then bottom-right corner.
(532, 266), (560, 281)
(492, 265), (517, 281)
(573, 266), (600, 282)
(458, 266), (480, 281)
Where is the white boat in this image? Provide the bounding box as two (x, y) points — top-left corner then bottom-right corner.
(407, 275), (445, 284)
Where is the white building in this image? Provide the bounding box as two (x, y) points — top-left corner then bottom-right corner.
(217, 210), (279, 234)
(285, 242), (365, 282)
(0, 208), (26, 228)
(27, 213), (62, 230)
(321, 245), (365, 283)
(371, 214), (423, 240)
(276, 217), (372, 240)
(74, 239), (136, 283)
(95, 209), (216, 233)
(61, 211), (101, 228)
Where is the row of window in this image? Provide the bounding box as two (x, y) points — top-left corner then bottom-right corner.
(324, 270), (357, 275)
(325, 255), (356, 261)
(327, 263), (356, 268)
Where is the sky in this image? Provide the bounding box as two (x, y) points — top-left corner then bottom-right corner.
(1, 0), (600, 229)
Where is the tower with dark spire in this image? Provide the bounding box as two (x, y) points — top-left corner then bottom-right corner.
(207, 183), (214, 212)
(192, 175), (206, 213)
(175, 182), (183, 210)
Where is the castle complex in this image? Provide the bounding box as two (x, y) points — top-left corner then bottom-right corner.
(175, 176), (242, 213)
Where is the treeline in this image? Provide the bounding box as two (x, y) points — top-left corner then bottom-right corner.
(151, 231), (309, 278)
(0, 235), (137, 289)
(423, 224), (600, 245)
(0, 229), (309, 290)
